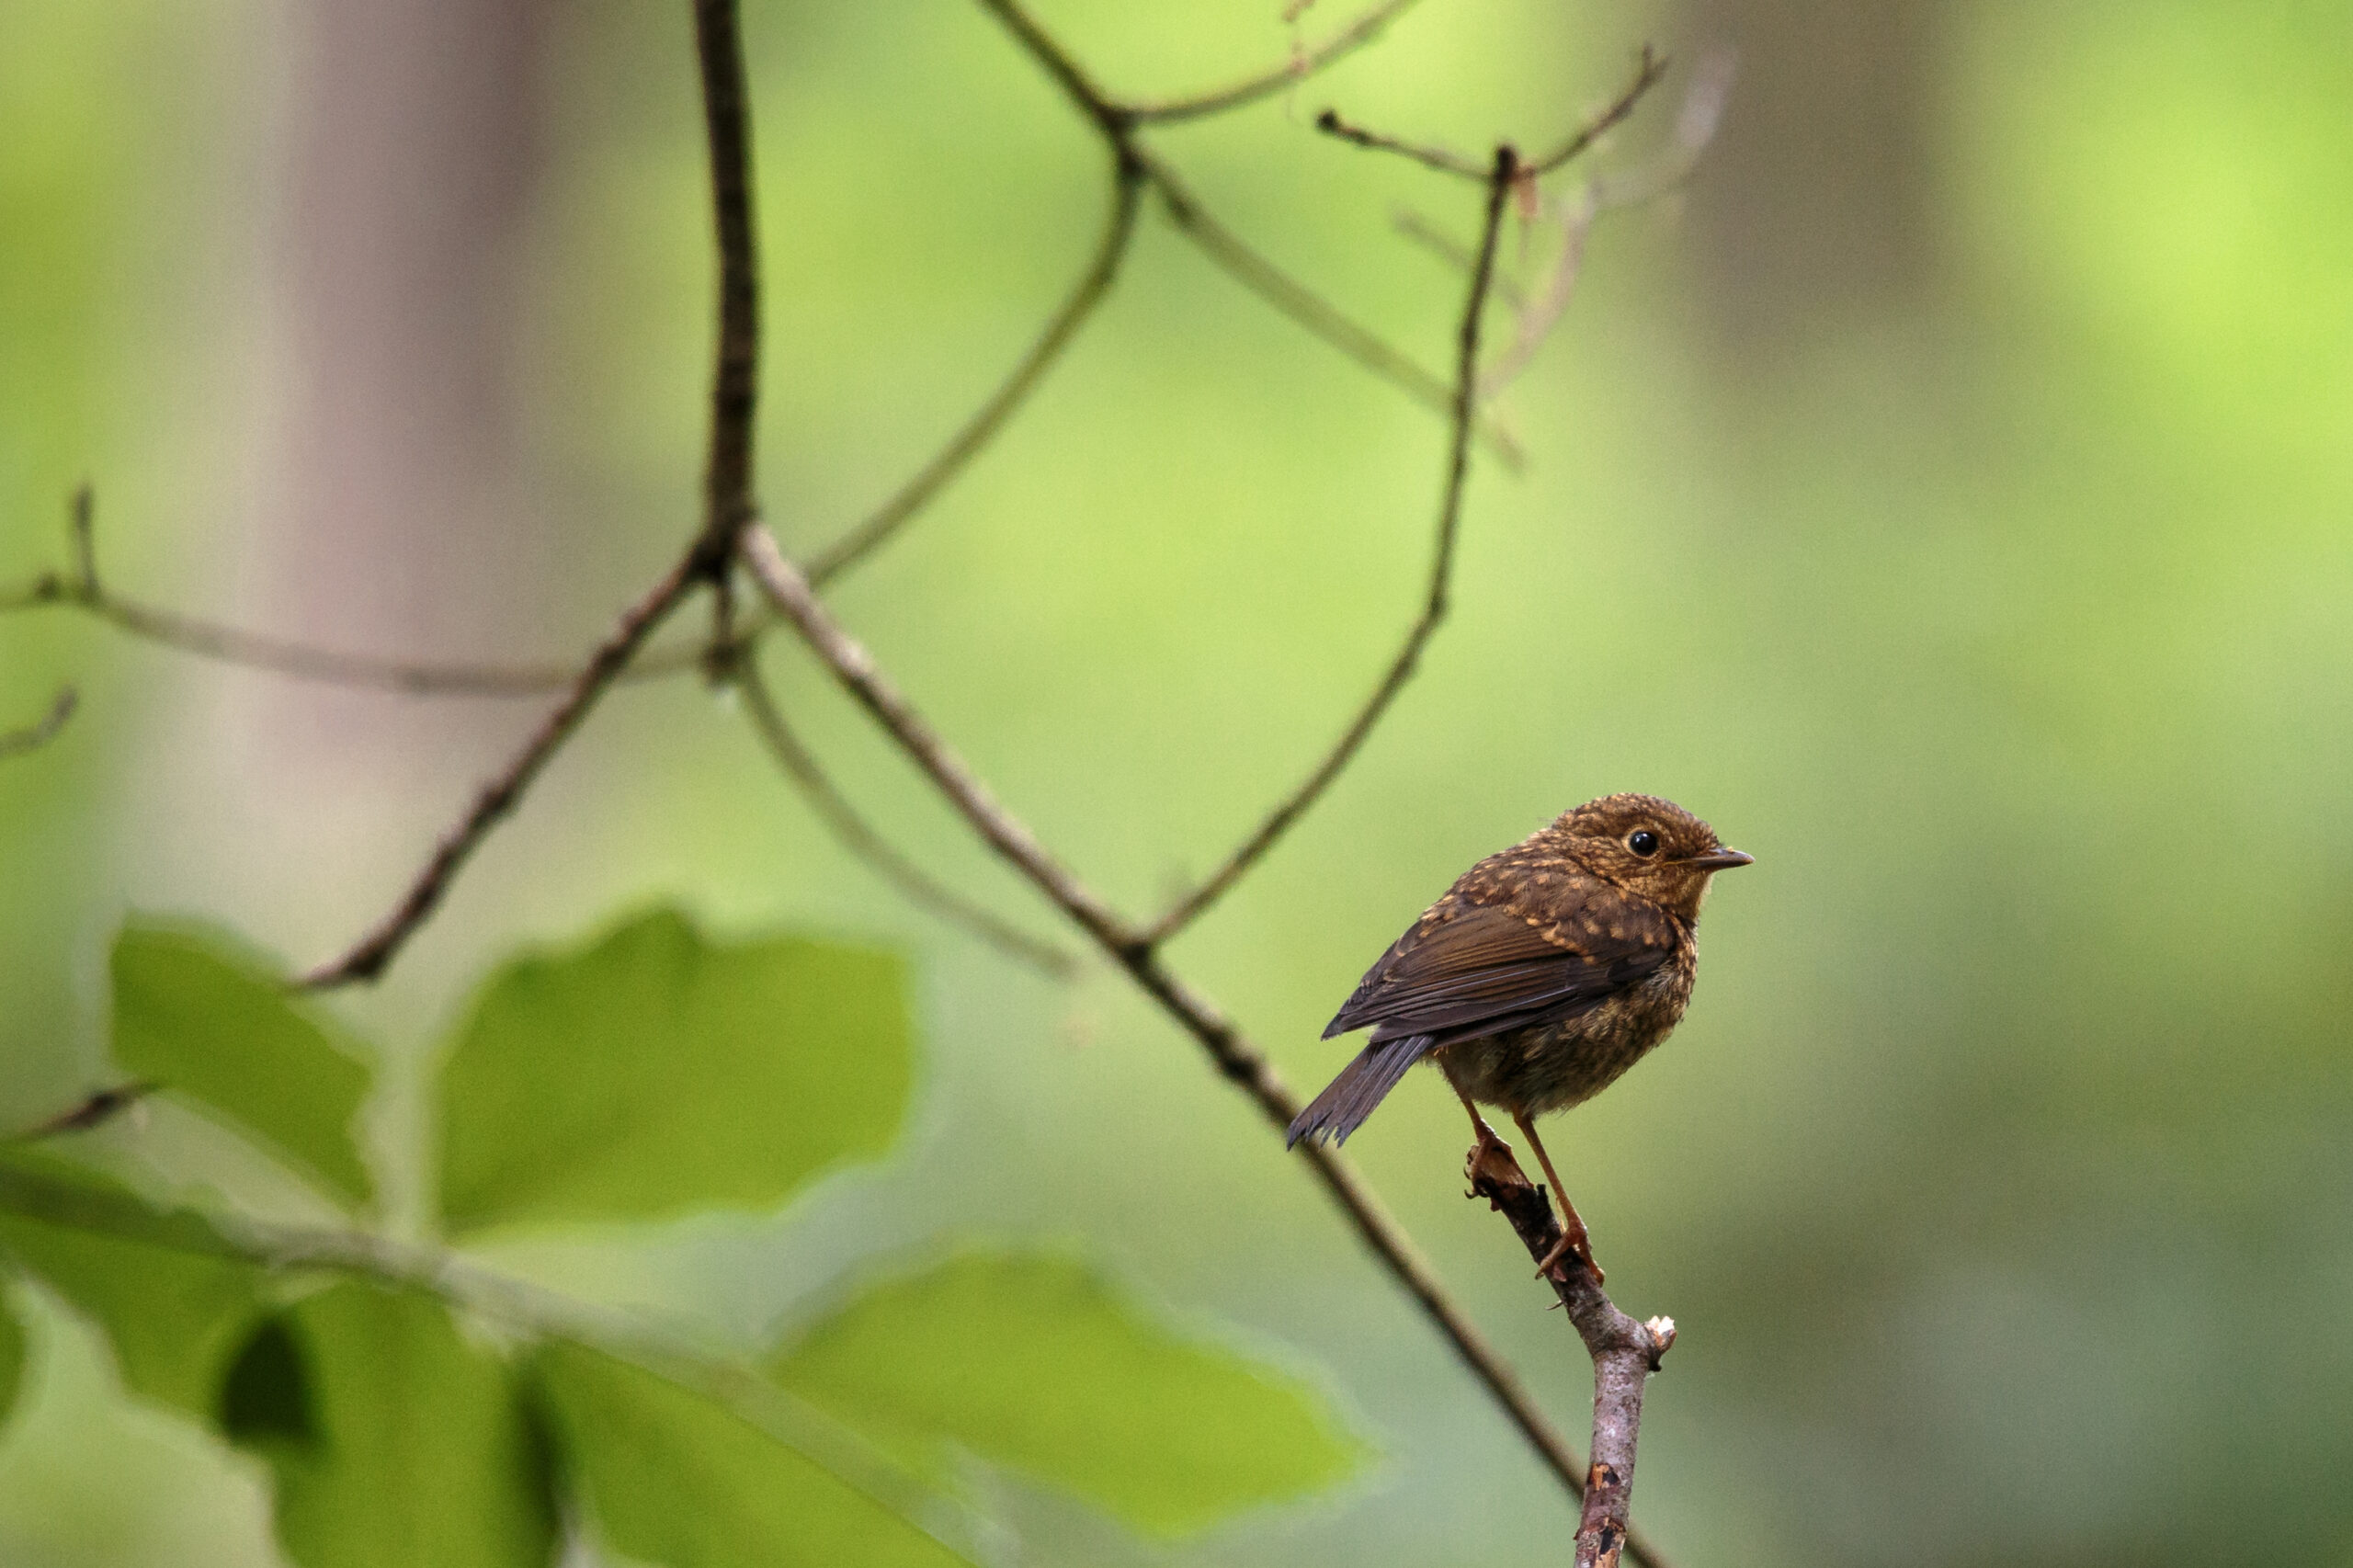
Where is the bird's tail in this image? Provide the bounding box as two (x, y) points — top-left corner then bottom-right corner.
(1286, 1035), (1436, 1148)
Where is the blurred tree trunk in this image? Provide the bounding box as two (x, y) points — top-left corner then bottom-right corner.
(1677, 0), (1941, 344)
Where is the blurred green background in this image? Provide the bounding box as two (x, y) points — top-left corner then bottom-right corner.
(4, 0), (2351, 1562)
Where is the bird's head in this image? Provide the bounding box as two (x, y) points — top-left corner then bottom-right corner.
(1556, 792), (1752, 920)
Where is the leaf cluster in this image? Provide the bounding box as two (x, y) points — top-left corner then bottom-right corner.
(0, 911), (1363, 1567)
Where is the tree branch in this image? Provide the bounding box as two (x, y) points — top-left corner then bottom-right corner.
(297, 559), (703, 989)
(1466, 1135), (1675, 1568)
(1143, 157), (1525, 469)
(733, 654), (1076, 977)
(1145, 146), (1514, 945)
(1120, 0), (1431, 125)
(1, 491), (664, 697)
(0, 686), (76, 761)
(690, 0), (763, 575)
(1526, 46), (1670, 176)
(1313, 108), (1489, 180)
(744, 525), (1676, 1562)
(804, 153), (1145, 587)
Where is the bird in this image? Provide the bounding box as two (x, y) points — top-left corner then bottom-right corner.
(1287, 793), (1751, 1278)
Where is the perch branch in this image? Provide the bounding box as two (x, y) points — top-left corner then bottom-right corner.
(733, 655), (1076, 976)
(1145, 146), (1514, 945)
(1466, 1134), (1674, 1568)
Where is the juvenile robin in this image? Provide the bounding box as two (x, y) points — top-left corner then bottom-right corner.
(1287, 793), (1751, 1278)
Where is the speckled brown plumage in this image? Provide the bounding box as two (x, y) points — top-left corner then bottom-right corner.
(1289, 793), (1751, 1276)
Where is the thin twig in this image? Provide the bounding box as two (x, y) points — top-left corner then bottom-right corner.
(10, 1081), (156, 1140)
(1145, 148), (1515, 946)
(1144, 157), (1525, 470)
(298, 561), (703, 989)
(967, 0), (1523, 471)
(0, 1156), (989, 1565)
(1466, 1135), (1674, 1568)
(1526, 46), (1670, 176)
(0, 574), (615, 695)
(1478, 182), (1597, 400)
(0, 686), (77, 760)
(2, 492), (623, 696)
(1313, 108), (1488, 179)
(805, 154), (1145, 587)
(971, 0), (1129, 139)
(733, 656), (1076, 977)
(744, 526), (1675, 1563)
(1391, 209), (1529, 309)
(1122, 0), (1430, 124)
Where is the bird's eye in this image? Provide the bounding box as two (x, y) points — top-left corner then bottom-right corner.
(1627, 829), (1660, 857)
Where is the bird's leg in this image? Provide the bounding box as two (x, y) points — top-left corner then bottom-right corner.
(1513, 1110), (1601, 1284)
(1443, 1062), (1522, 1191)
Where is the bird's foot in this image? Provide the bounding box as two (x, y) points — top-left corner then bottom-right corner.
(1534, 1225), (1602, 1286)
(1464, 1126), (1518, 1193)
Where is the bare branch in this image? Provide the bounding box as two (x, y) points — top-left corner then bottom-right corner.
(733, 656), (1076, 976)
(3, 491), (679, 696)
(744, 523), (1644, 1545)
(1481, 51), (1733, 401)
(1526, 45), (1670, 176)
(1467, 1135), (1676, 1568)
(1313, 108), (1488, 180)
(805, 155), (1144, 587)
(0, 686), (77, 761)
(1123, 0), (1431, 125)
(1146, 147), (1515, 945)
(0, 576), (619, 695)
(1477, 182), (1597, 400)
(1391, 208), (1529, 309)
(971, 0), (1129, 137)
(1145, 157), (1525, 470)
(298, 560), (703, 989)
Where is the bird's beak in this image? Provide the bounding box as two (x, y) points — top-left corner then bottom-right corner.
(1681, 848), (1755, 870)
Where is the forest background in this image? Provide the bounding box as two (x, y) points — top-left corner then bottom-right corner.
(2, 1), (2350, 1565)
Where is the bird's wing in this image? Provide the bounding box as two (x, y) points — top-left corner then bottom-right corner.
(1323, 896), (1673, 1045)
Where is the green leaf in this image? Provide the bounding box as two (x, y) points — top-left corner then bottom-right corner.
(0, 1151), (265, 1418)
(769, 1252), (1368, 1537)
(112, 921), (376, 1209)
(0, 1280), (24, 1428)
(437, 907), (911, 1236)
(226, 1282), (557, 1568)
(531, 1339), (968, 1568)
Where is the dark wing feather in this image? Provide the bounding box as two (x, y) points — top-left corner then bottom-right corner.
(1324, 900), (1671, 1047)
